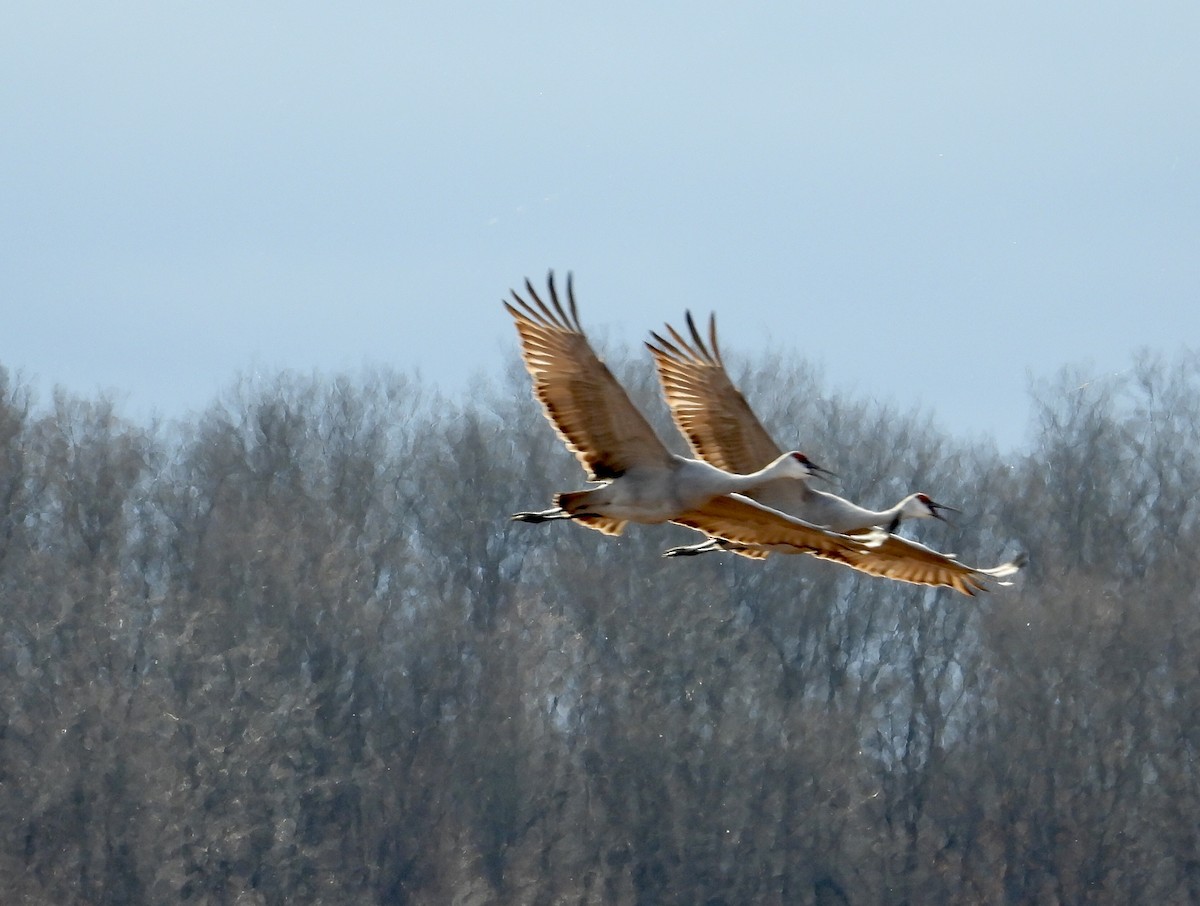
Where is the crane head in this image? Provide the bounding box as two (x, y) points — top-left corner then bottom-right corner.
(883, 493), (958, 533)
(786, 451), (836, 483)
(913, 493), (959, 522)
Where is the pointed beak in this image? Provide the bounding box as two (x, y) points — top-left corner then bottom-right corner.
(930, 500), (960, 524)
(808, 462), (837, 484)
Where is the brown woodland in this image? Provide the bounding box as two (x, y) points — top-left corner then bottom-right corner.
(1, 347), (1198, 904)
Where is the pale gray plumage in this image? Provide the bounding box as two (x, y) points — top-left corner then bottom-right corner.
(504, 272), (877, 563)
(647, 310), (1026, 595)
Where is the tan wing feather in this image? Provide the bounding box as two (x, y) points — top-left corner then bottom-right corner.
(647, 311), (783, 472)
(506, 273), (673, 481)
(670, 494), (873, 562)
(837, 536), (1024, 596)
(571, 514), (628, 536)
(647, 312), (808, 513)
(679, 502), (1025, 595)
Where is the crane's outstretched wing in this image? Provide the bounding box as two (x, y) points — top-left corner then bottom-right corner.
(840, 537), (1026, 596)
(647, 312), (808, 513)
(506, 272), (674, 481)
(672, 529), (1026, 597)
(670, 494), (875, 562)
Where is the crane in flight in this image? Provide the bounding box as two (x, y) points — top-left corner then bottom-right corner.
(646, 311), (1025, 595)
(504, 272), (878, 563)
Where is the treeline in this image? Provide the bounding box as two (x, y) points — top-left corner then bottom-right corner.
(0, 348), (1198, 904)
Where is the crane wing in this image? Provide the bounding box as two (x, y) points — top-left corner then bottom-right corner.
(647, 312), (809, 513)
(838, 536), (1026, 596)
(506, 273), (674, 481)
(667, 496), (1026, 595)
(670, 494), (873, 562)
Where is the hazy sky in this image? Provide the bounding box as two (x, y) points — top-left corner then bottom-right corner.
(3, 3), (1197, 450)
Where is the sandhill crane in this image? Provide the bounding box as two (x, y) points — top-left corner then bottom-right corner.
(646, 311), (1026, 595)
(504, 272), (877, 563)
(648, 313), (952, 534)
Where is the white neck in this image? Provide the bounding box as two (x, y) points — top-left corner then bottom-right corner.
(719, 452), (806, 493)
(800, 489), (923, 534)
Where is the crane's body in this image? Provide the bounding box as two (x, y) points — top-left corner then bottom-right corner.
(516, 451), (824, 526)
(756, 482), (948, 534)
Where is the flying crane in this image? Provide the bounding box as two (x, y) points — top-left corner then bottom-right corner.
(504, 272), (877, 563)
(646, 311), (1025, 595)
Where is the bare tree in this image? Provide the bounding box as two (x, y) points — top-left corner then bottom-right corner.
(3, 347), (1200, 903)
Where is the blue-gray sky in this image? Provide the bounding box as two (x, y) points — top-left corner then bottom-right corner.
(3, 2), (1197, 450)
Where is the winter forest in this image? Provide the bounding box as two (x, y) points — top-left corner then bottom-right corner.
(2, 342), (1199, 905)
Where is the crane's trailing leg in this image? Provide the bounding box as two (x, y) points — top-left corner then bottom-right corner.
(662, 538), (722, 557)
(512, 486), (609, 523)
(511, 505), (610, 524)
(511, 507), (571, 523)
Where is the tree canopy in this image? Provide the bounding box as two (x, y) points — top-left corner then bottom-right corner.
(1, 348), (1197, 904)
